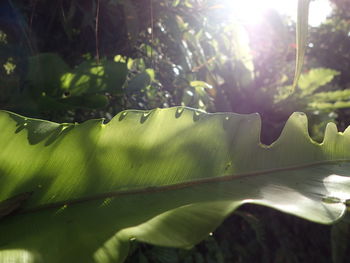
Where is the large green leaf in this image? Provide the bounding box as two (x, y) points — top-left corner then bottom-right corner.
(1, 107), (350, 262)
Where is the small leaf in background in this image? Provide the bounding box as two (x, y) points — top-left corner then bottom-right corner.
(145, 69), (155, 82)
(127, 58), (134, 70)
(275, 68), (340, 114)
(190, 81), (213, 90)
(61, 61), (128, 96)
(3, 57), (16, 75)
(61, 72), (90, 95)
(114, 55), (127, 63)
(127, 70), (154, 93)
(308, 101), (350, 111)
(172, 0), (180, 7)
(26, 53), (70, 96)
(313, 89), (350, 103)
(298, 68), (339, 96)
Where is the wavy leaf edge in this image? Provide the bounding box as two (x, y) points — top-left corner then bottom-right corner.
(1, 106), (350, 263)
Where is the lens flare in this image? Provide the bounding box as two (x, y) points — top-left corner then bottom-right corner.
(227, 0), (332, 27)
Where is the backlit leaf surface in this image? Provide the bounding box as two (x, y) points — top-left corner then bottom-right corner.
(1, 107), (350, 262)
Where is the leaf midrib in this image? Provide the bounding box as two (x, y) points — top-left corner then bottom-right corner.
(15, 158), (350, 216)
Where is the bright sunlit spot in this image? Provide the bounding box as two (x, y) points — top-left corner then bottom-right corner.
(228, 0), (333, 27)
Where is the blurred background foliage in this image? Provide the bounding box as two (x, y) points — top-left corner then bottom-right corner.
(1, 0), (350, 262)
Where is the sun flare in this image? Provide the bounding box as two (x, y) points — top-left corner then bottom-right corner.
(227, 0), (332, 27)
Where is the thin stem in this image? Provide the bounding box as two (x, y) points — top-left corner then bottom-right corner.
(95, 0), (100, 64)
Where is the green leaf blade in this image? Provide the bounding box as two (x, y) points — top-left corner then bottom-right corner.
(1, 107), (350, 262)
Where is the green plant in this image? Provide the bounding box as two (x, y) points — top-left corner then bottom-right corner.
(4, 0), (350, 262)
(1, 107), (350, 262)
